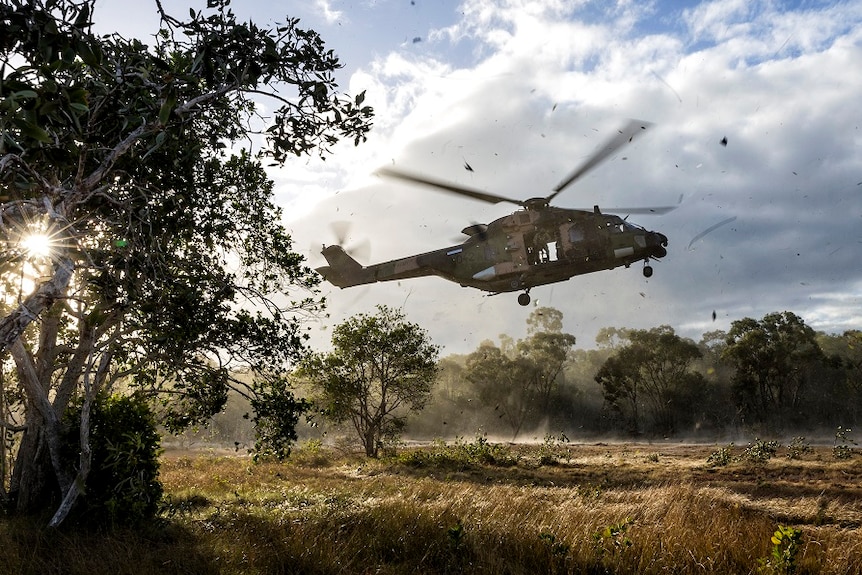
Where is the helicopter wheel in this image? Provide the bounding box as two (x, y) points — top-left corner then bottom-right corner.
(518, 292), (531, 306)
(643, 264), (653, 278)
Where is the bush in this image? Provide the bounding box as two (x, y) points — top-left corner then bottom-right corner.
(707, 444), (734, 467)
(395, 434), (518, 469)
(63, 393), (163, 527)
(741, 439), (780, 464)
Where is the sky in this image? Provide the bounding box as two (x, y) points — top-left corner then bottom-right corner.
(96, 0), (862, 356)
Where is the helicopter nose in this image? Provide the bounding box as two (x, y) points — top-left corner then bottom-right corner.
(649, 231), (668, 257)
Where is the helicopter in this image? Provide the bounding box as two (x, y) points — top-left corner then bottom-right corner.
(316, 119), (674, 306)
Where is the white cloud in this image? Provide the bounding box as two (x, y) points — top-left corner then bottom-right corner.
(314, 0), (345, 25)
(285, 0), (862, 352)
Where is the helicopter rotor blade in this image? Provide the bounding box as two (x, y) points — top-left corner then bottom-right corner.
(376, 167), (525, 207)
(548, 119), (654, 202)
(331, 220), (352, 245)
(329, 221), (371, 261)
(599, 205), (677, 215)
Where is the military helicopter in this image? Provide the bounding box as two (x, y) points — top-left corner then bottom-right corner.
(316, 120), (674, 306)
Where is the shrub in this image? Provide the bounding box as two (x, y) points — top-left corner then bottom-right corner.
(707, 443), (734, 467)
(832, 427), (857, 460)
(741, 439), (780, 464)
(786, 437), (812, 460)
(63, 393), (163, 527)
(395, 433), (517, 469)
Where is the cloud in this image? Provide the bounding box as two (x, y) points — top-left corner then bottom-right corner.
(285, 0), (862, 353)
(314, 0), (345, 25)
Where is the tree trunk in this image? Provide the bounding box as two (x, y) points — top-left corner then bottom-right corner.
(364, 428), (378, 458)
(0, 260), (74, 354)
(9, 417), (59, 514)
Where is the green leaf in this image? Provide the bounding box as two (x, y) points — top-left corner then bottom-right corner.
(20, 121), (52, 143)
(158, 94), (176, 125)
(13, 89), (39, 100)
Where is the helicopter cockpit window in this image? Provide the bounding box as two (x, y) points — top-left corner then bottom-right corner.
(606, 217), (636, 234)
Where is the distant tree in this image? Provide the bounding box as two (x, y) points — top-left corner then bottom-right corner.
(465, 340), (538, 439)
(0, 0), (371, 524)
(519, 309), (576, 414)
(595, 326), (631, 351)
(595, 326), (704, 435)
(526, 306), (564, 335)
(723, 312), (825, 430)
(811, 330), (862, 426)
(299, 306), (439, 457)
(464, 308), (575, 439)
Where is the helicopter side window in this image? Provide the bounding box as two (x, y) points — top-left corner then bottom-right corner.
(568, 225), (585, 243)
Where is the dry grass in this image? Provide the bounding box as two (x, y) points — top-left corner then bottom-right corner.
(2, 442), (861, 574)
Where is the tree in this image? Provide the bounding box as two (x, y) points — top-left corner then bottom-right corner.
(299, 306), (439, 457)
(519, 308), (576, 415)
(595, 326), (704, 435)
(723, 312), (825, 430)
(0, 0), (372, 524)
(465, 340), (538, 439)
(464, 307), (575, 439)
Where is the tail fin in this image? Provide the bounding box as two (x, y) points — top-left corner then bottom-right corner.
(316, 245), (375, 288)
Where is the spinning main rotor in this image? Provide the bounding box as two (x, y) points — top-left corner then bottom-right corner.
(377, 119), (676, 215)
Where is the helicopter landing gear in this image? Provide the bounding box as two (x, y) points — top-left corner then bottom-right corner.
(643, 263), (654, 278)
(518, 291), (531, 306)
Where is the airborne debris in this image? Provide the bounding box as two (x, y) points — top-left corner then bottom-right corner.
(720, 136), (728, 146)
(412, 36), (422, 43)
(687, 216), (737, 250)
(464, 161), (474, 172)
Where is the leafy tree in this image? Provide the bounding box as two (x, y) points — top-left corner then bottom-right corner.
(299, 306), (439, 457)
(595, 326), (704, 435)
(465, 340), (538, 439)
(723, 312), (825, 430)
(464, 307), (575, 439)
(519, 308), (576, 414)
(0, 0), (372, 524)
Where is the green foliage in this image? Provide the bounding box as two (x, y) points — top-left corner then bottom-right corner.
(395, 433), (517, 469)
(447, 519), (465, 552)
(833, 426), (857, 459)
(592, 518), (634, 558)
(300, 305), (439, 457)
(539, 531), (571, 558)
(62, 394), (162, 527)
(248, 376), (311, 462)
(724, 312), (825, 429)
(758, 525), (803, 574)
(786, 437), (812, 460)
(707, 443), (735, 467)
(463, 308), (576, 440)
(595, 326), (704, 435)
(742, 439), (780, 464)
(1, 0), (372, 520)
(538, 431), (571, 465)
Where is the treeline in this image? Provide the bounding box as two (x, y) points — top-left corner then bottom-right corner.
(406, 309), (862, 441)
(185, 307), (861, 450)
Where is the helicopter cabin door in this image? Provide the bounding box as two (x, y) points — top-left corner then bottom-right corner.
(525, 227), (559, 265)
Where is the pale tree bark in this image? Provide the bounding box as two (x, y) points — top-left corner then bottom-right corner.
(0, 259), (75, 354)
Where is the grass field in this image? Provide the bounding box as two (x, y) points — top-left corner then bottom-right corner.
(2, 439), (861, 574)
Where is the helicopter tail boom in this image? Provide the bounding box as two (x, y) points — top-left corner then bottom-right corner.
(316, 245), (376, 288)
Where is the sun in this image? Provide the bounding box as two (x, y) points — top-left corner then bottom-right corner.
(21, 233), (53, 258)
